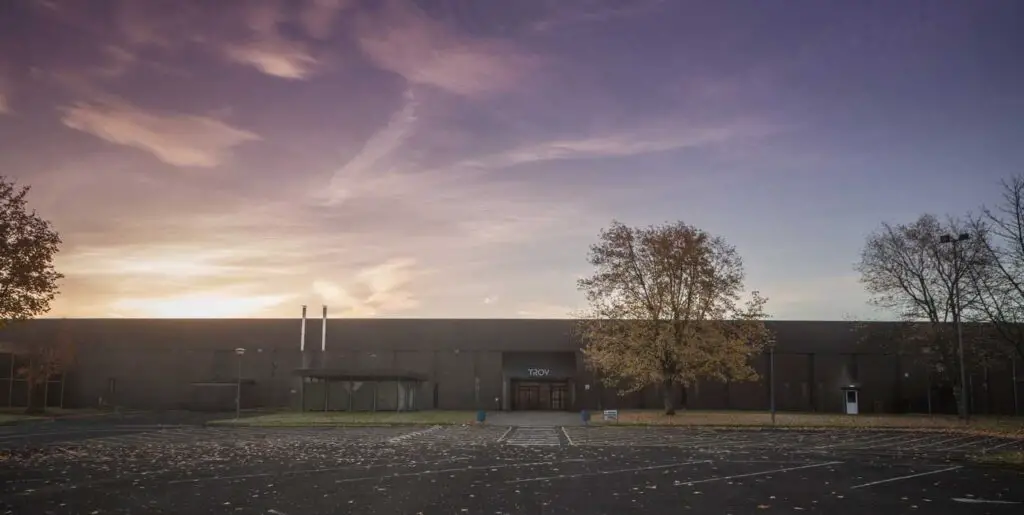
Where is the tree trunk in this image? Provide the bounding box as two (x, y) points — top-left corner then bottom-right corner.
(24, 380), (44, 414)
(662, 377), (676, 415)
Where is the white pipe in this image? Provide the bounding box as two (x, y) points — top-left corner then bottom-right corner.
(321, 305), (327, 351)
(300, 305), (307, 351)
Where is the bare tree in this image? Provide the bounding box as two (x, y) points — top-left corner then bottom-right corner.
(856, 214), (990, 417)
(576, 220), (772, 415)
(969, 175), (1024, 362)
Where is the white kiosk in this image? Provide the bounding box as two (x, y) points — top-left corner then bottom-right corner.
(841, 385), (860, 415)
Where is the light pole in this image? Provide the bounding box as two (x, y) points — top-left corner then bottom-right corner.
(940, 233), (970, 422)
(769, 346), (776, 425)
(235, 347), (246, 419)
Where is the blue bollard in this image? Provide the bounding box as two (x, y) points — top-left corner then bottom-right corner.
(476, 409), (486, 423)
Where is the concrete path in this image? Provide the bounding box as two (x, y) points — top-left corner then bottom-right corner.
(485, 410), (584, 427)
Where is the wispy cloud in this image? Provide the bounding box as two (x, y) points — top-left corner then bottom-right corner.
(0, 93), (8, 114)
(353, 1), (538, 96)
(223, 38), (318, 79)
(60, 99), (260, 167)
(323, 90), (419, 204)
(219, 1), (321, 79)
(462, 119), (780, 170)
(313, 258), (422, 316)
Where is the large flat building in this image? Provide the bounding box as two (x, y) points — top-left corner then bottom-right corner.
(1, 318), (1021, 415)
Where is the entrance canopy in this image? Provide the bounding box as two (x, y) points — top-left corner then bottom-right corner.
(293, 368), (426, 412)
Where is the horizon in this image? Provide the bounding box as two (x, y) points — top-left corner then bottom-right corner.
(2, 1), (1021, 320)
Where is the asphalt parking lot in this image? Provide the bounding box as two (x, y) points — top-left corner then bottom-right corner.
(1, 417), (1021, 514)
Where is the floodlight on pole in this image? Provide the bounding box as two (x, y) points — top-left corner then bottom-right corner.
(235, 347), (246, 419)
(939, 232), (971, 423)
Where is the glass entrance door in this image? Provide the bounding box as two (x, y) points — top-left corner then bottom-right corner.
(512, 381), (569, 410)
(550, 384), (567, 410)
(513, 384), (540, 410)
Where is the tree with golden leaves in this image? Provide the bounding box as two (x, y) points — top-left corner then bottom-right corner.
(576, 220), (772, 415)
(1, 176), (63, 325)
(15, 324), (76, 413)
(1, 176), (65, 413)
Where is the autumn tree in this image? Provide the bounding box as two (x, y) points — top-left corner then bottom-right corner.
(0, 176), (64, 413)
(968, 175), (1024, 363)
(856, 214), (990, 418)
(576, 220), (772, 415)
(15, 324), (76, 413)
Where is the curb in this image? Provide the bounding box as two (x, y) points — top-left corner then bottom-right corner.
(205, 420), (474, 428)
(0, 410), (147, 426)
(586, 423), (1024, 439)
(0, 417), (51, 427)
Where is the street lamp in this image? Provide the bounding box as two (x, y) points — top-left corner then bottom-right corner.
(939, 233), (970, 422)
(235, 347), (246, 419)
(769, 346), (776, 425)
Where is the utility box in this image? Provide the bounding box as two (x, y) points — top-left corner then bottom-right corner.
(841, 386), (860, 415)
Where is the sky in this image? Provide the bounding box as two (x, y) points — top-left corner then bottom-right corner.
(0, 0), (1022, 320)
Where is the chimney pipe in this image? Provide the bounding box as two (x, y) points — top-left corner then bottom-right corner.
(321, 305), (327, 352)
(300, 305), (307, 351)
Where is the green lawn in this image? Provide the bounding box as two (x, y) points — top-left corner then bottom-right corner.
(593, 410), (1024, 437)
(209, 410), (479, 427)
(974, 450), (1024, 468)
(0, 407), (112, 424)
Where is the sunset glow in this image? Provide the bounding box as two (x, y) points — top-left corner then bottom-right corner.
(2, 1), (1019, 319)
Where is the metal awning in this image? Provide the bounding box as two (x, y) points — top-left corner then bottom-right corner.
(292, 368), (427, 382)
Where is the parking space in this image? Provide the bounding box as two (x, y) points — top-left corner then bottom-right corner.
(2, 420), (1022, 513)
(564, 427), (1024, 458)
(2, 438), (1021, 514)
(389, 424), (511, 445)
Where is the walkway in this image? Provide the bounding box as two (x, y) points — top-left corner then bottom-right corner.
(485, 410), (583, 427)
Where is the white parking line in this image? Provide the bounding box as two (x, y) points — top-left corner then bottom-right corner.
(952, 497), (1021, 505)
(560, 427), (574, 446)
(980, 439), (1022, 453)
(167, 457), (474, 484)
(507, 459), (711, 484)
(849, 466), (961, 490)
(679, 461), (843, 486)
(387, 425), (441, 443)
(868, 434), (939, 450)
(820, 434), (907, 450)
(333, 458), (588, 484)
(943, 436), (993, 451)
(497, 427), (513, 442)
(907, 435), (974, 450)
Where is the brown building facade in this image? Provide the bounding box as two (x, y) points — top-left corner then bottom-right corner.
(1, 318), (1021, 415)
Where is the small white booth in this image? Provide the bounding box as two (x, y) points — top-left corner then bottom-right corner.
(841, 385), (860, 415)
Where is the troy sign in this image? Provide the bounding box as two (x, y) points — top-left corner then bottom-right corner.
(527, 368), (551, 377)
